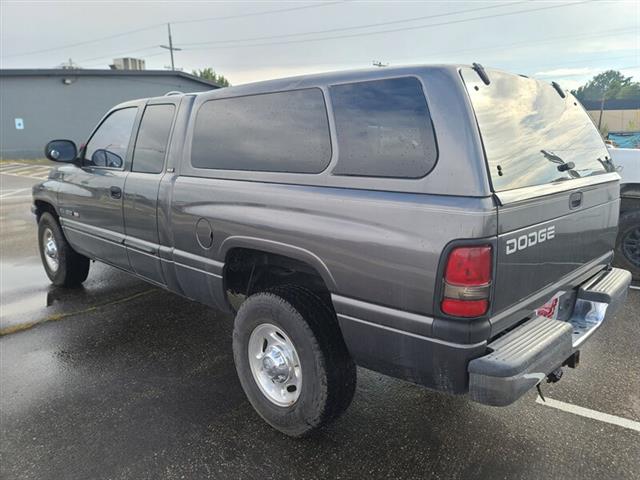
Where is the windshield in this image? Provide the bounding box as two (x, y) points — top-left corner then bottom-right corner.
(461, 68), (611, 192)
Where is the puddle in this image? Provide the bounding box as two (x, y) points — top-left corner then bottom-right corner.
(0, 260), (49, 293)
(0, 261), (75, 330)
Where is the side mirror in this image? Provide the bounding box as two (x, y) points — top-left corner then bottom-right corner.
(91, 149), (123, 168)
(45, 139), (77, 162)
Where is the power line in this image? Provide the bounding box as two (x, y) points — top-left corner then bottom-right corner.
(78, 21), (638, 72)
(69, 1), (528, 65)
(180, 1), (528, 47)
(361, 26), (638, 68)
(78, 25), (636, 71)
(2, 24), (163, 59)
(198, 26), (636, 68)
(57, 1), (530, 66)
(1, 1), (346, 59)
(183, 0), (595, 51)
(170, 1), (345, 26)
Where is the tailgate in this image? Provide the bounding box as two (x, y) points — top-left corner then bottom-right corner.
(461, 67), (621, 321)
(493, 178), (619, 313)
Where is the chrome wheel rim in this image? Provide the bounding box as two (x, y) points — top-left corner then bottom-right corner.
(42, 227), (59, 272)
(248, 323), (302, 407)
(622, 226), (640, 268)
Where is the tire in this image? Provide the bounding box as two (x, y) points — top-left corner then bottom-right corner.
(615, 210), (640, 280)
(232, 285), (356, 437)
(38, 212), (90, 287)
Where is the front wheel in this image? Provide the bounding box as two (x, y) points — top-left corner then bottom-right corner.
(232, 286), (356, 437)
(38, 212), (90, 287)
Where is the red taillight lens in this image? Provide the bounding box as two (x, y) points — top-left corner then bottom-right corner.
(441, 246), (492, 318)
(444, 246), (492, 286)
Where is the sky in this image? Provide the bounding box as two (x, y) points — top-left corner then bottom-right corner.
(1, 0), (638, 89)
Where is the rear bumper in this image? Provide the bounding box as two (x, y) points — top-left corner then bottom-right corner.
(333, 294), (487, 394)
(468, 267), (632, 406)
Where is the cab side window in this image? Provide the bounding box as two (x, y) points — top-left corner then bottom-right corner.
(191, 89), (331, 173)
(84, 107), (138, 169)
(132, 104), (176, 174)
(330, 77), (438, 178)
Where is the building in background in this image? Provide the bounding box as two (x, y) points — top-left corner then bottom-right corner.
(0, 69), (219, 159)
(110, 57), (146, 71)
(582, 98), (640, 134)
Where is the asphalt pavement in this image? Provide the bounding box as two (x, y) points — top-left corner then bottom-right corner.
(1, 166), (639, 480)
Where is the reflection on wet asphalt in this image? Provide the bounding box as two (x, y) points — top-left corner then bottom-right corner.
(1, 172), (639, 480)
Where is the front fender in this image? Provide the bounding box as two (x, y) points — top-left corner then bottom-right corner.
(31, 180), (60, 218)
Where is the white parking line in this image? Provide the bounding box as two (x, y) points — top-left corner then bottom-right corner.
(1, 170), (50, 180)
(536, 396), (640, 432)
(0, 188), (31, 199)
(1, 165), (41, 174)
(0, 164), (22, 171)
(0, 163), (52, 180)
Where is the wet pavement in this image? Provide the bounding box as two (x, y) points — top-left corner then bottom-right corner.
(1, 170), (639, 480)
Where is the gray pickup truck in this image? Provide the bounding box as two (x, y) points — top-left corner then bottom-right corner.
(33, 64), (631, 437)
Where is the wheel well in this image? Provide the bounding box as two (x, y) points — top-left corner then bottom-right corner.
(34, 200), (58, 222)
(224, 248), (332, 310)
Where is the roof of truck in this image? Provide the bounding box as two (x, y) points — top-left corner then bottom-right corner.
(199, 64), (461, 95)
(125, 64), (540, 106)
(136, 64), (467, 104)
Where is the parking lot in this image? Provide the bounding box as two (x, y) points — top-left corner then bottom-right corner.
(1, 165), (639, 480)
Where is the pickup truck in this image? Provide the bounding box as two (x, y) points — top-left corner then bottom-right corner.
(33, 64), (632, 437)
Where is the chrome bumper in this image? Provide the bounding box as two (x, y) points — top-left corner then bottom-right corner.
(468, 267), (632, 406)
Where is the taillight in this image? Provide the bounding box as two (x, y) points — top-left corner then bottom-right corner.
(441, 246), (492, 318)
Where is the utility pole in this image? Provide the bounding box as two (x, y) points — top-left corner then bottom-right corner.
(597, 86), (608, 131)
(160, 23), (182, 71)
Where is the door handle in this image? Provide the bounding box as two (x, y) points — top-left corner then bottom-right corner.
(110, 186), (122, 199)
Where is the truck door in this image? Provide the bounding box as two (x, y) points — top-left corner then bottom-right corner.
(123, 102), (177, 285)
(57, 106), (139, 271)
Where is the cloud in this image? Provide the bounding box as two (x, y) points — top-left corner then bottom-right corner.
(620, 67), (640, 78)
(570, 37), (639, 54)
(556, 79), (589, 91)
(534, 67), (597, 77)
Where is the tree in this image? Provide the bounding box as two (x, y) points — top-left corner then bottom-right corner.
(192, 67), (231, 87)
(571, 70), (640, 129)
(571, 70), (634, 102)
(618, 83), (640, 99)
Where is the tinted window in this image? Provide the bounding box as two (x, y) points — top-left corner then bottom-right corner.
(132, 104), (175, 174)
(84, 107), (137, 168)
(330, 77), (437, 178)
(191, 89), (331, 173)
(461, 68), (610, 192)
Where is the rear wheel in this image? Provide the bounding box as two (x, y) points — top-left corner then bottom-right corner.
(232, 285), (356, 437)
(38, 212), (90, 287)
(615, 210), (640, 280)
